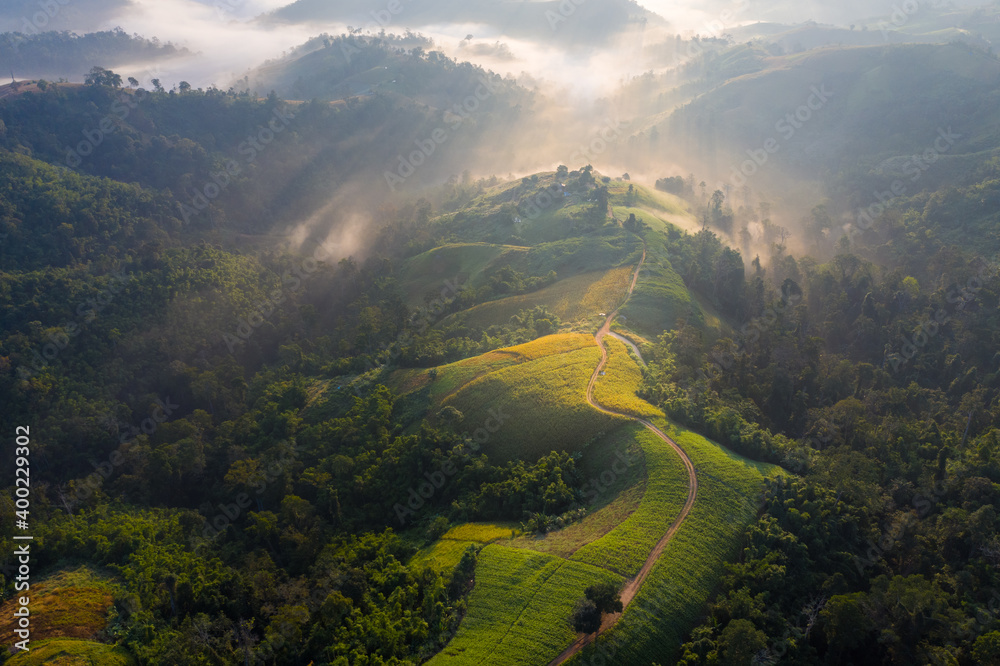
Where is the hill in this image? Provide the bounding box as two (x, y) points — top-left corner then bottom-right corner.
(262, 0), (662, 47)
(391, 334), (626, 461)
(242, 33), (529, 109)
(0, 566), (115, 651)
(665, 42), (1000, 198)
(0, 29), (188, 80)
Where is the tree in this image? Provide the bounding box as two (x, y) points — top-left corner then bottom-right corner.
(718, 619), (767, 664)
(85, 66), (122, 88)
(179, 81), (192, 93)
(128, 76), (139, 88)
(585, 583), (623, 615)
(973, 631), (1000, 666)
(572, 599), (601, 633)
(152, 78), (164, 93)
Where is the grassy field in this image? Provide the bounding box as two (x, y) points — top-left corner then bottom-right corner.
(569, 425), (689, 577)
(6, 638), (135, 665)
(507, 230), (640, 279)
(400, 243), (526, 307)
(390, 334), (625, 460)
(619, 234), (703, 338)
(0, 566), (115, 650)
(442, 341), (624, 460)
(569, 419), (786, 665)
(592, 338), (663, 419)
(411, 523), (520, 576)
(439, 265), (634, 333)
(389, 333), (595, 406)
(612, 203), (694, 237)
(427, 547), (624, 666)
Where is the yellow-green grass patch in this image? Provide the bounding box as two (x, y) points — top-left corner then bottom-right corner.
(427, 547), (624, 665)
(442, 342), (625, 460)
(411, 539), (479, 576)
(390, 333), (595, 406)
(0, 567), (114, 649)
(608, 181), (693, 221)
(619, 251), (699, 337)
(442, 523), (519, 542)
(571, 419), (786, 665)
(412, 523), (520, 575)
(6, 638), (135, 666)
(569, 424), (689, 577)
(592, 338), (663, 419)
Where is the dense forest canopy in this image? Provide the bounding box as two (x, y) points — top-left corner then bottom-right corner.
(2, 3), (1000, 664)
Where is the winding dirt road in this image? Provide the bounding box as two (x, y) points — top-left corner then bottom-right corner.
(548, 249), (698, 665)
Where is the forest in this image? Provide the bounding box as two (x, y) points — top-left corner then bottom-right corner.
(2, 4), (1000, 664)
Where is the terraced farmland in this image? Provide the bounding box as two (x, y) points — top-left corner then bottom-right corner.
(568, 420), (785, 665)
(421, 239), (784, 666)
(435, 336), (625, 461)
(426, 547), (624, 666)
(568, 425), (690, 576)
(591, 337), (662, 419)
(439, 266), (634, 332)
(411, 523), (519, 576)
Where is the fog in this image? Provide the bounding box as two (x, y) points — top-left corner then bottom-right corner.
(6, 0), (995, 264)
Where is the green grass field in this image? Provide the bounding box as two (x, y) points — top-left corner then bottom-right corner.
(400, 242), (527, 307)
(389, 333), (596, 406)
(427, 547), (624, 665)
(439, 266), (634, 333)
(411, 523), (520, 576)
(442, 340), (625, 460)
(569, 419), (786, 665)
(6, 639), (136, 665)
(390, 334), (625, 460)
(619, 234), (703, 338)
(568, 424), (689, 577)
(592, 338), (663, 419)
